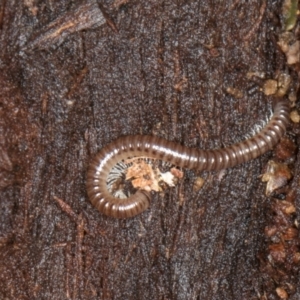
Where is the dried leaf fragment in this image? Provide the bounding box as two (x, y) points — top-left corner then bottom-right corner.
(261, 161), (292, 195)
(262, 79), (278, 95)
(262, 73), (291, 97)
(269, 243), (286, 263)
(286, 41), (300, 64)
(126, 159), (177, 192)
(277, 73), (291, 97)
(278, 32), (300, 65)
(274, 138), (297, 160)
(293, 252), (300, 263)
(170, 168), (184, 179)
(278, 32), (294, 53)
(160, 170), (178, 186)
(193, 177), (205, 192)
(290, 110), (300, 123)
(126, 160), (159, 192)
(278, 200), (296, 215)
(288, 91), (297, 105)
(265, 225), (278, 237)
(276, 287), (288, 299)
(282, 227), (298, 240)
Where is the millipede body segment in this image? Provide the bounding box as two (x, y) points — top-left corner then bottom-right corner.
(86, 100), (290, 218)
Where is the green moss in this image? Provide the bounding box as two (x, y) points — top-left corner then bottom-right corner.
(284, 0), (298, 31)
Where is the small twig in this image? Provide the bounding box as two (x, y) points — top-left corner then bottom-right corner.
(73, 213), (85, 300)
(53, 196), (89, 234)
(97, 2), (119, 33)
(113, 0), (130, 9)
(25, 1), (106, 50)
(53, 196), (78, 223)
(243, 1), (266, 41)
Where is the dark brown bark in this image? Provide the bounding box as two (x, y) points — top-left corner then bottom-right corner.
(0, 0), (299, 299)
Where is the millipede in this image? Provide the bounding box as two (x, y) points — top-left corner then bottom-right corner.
(86, 99), (290, 218)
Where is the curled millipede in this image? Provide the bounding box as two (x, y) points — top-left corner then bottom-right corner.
(87, 99), (290, 218)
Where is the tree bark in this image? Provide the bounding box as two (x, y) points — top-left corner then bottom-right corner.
(0, 0), (299, 299)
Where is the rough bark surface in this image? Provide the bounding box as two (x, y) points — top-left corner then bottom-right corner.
(0, 0), (299, 299)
